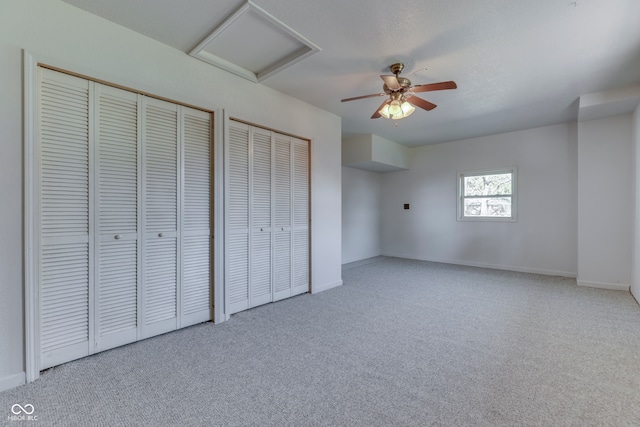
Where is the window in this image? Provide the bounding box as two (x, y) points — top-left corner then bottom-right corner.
(457, 168), (517, 221)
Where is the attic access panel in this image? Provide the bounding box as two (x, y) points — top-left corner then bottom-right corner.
(189, 0), (321, 83)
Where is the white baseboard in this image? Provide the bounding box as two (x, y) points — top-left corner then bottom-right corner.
(381, 252), (577, 278)
(342, 253), (383, 265)
(312, 279), (343, 294)
(577, 280), (629, 291)
(342, 256), (385, 270)
(0, 372), (25, 392)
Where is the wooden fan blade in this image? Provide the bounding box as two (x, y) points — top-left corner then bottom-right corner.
(341, 93), (386, 102)
(411, 81), (457, 93)
(380, 75), (401, 90)
(371, 99), (390, 119)
(406, 95), (437, 111)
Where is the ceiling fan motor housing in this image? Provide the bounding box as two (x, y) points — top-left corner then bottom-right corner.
(390, 62), (405, 75)
(382, 63), (410, 94)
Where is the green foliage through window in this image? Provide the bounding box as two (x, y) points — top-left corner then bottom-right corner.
(458, 170), (515, 220)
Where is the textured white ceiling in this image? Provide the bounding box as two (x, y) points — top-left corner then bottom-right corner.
(62, 0), (640, 146)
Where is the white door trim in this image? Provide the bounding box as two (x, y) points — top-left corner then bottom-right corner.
(23, 50), (40, 383)
(214, 110), (227, 323)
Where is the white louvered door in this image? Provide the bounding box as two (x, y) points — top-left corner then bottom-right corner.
(250, 127), (273, 308)
(36, 67), (213, 370)
(225, 120), (309, 314)
(181, 107), (212, 327)
(94, 84), (140, 351)
(273, 134), (293, 302)
(142, 98), (179, 338)
(226, 121), (250, 314)
(291, 138), (310, 296)
(38, 68), (92, 369)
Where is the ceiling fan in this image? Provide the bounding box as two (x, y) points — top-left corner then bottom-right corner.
(341, 63), (457, 120)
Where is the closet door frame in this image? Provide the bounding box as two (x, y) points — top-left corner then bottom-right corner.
(23, 53), (222, 383)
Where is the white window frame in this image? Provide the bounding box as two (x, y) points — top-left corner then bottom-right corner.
(457, 167), (517, 222)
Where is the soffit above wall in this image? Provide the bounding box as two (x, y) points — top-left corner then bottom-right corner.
(578, 84), (640, 122)
(342, 134), (409, 173)
(344, 161), (408, 173)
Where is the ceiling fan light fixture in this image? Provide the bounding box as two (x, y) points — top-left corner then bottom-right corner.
(401, 101), (415, 117)
(378, 103), (391, 119)
(388, 99), (402, 116)
(379, 95), (415, 120)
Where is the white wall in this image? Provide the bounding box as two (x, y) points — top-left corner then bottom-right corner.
(342, 167), (382, 263)
(381, 123), (578, 276)
(577, 115), (633, 290)
(0, 24), (25, 391)
(0, 0), (342, 389)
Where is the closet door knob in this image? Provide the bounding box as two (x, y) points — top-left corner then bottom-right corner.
(114, 234), (121, 240)
(158, 232), (164, 238)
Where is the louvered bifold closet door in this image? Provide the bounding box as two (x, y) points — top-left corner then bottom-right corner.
(38, 68), (92, 369)
(226, 121), (250, 314)
(273, 134), (293, 302)
(292, 138), (310, 296)
(94, 84), (140, 351)
(250, 127), (273, 308)
(142, 98), (179, 338)
(181, 107), (212, 326)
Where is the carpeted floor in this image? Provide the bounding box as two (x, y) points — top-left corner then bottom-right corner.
(2, 257), (640, 426)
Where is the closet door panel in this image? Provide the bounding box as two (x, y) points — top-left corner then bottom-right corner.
(142, 98), (178, 337)
(97, 238), (138, 349)
(273, 134), (292, 301)
(228, 232), (249, 314)
(292, 230), (309, 296)
(38, 68), (91, 368)
(226, 122), (250, 314)
(144, 238), (178, 326)
(181, 108), (212, 326)
(228, 123), (250, 230)
(94, 84), (139, 351)
(274, 135), (292, 230)
(292, 139), (309, 228)
(250, 127), (272, 307)
(251, 231), (271, 307)
(292, 139), (309, 295)
(182, 235), (211, 322)
(40, 241), (90, 368)
(272, 231), (291, 301)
